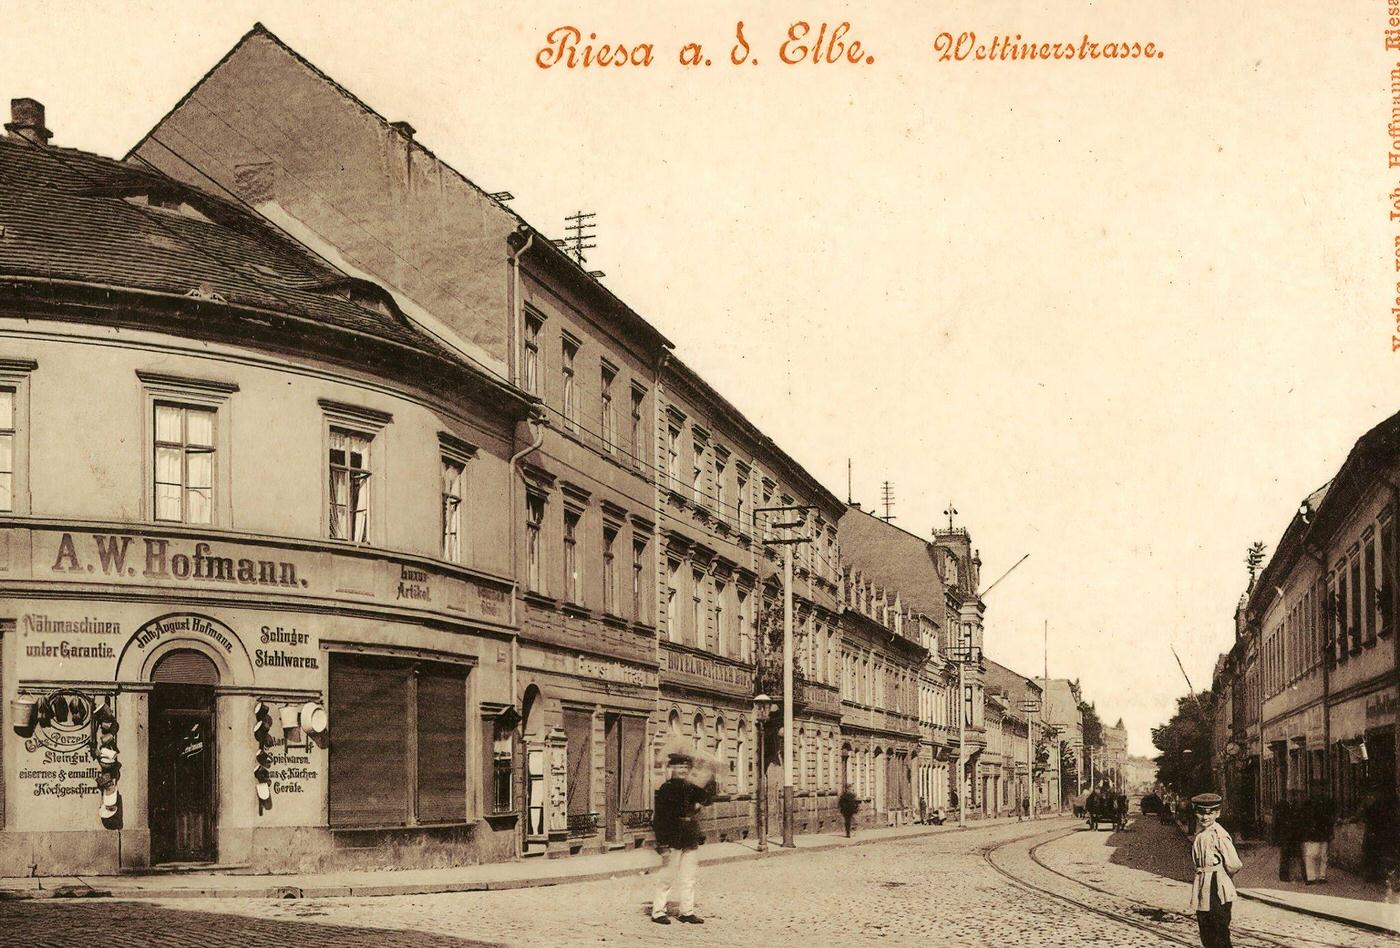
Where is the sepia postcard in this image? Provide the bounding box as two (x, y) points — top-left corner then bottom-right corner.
(0, 2), (1397, 945)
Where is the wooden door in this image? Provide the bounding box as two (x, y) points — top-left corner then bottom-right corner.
(604, 714), (621, 840)
(149, 686), (215, 863)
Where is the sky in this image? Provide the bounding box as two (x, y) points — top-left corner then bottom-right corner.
(4, 1), (1395, 756)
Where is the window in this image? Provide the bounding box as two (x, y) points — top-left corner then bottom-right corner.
(736, 466), (749, 531)
(0, 387), (15, 512)
(667, 425), (681, 492)
(630, 385), (647, 469)
(564, 508), (582, 604)
(691, 439), (705, 503)
(666, 558), (681, 638)
(1334, 570), (1347, 662)
(599, 365), (617, 453)
(527, 492), (546, 592)
(692, 713), (705, 755)
(561, 336), (579, 431)
(737, 588), (751, 661)
(1383, 522), (1395, 637)
(1365, 539), (1378, 644)
(328, 427), (372, 541)
(603, 525), (618, 615)
(488, 717), (514, 813)
(692, 568), (705, 646)
(153, 403), (215, 523)
(523, 310), (543, 395)
(632, 536), (648, 623)
(328, 653), (468, 827)
(1350, 557), (1362, 651)
(441, 456), (464, 561)
(713, 452), (727, 517)
(714, 578), (727, 655)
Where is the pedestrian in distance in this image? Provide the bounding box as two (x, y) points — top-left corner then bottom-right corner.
(1272, 794), (1301, 882)
(651, 747), (715, 925)
(1020, 795), (1029, 822)
(1189, 793), (1241, 948)
(1302, 784), (1335, 884)
(838, 786), (860, 837)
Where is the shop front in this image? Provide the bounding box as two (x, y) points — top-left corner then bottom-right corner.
(1, 527), (518, 875)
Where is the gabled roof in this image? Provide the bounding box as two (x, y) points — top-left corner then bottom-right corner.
(130, 22), (672, 357)
(984, 658), (1043, 710)
(838, 506), (946, 618)
(0, 137), (443, 355)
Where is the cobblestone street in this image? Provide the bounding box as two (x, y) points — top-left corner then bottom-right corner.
(3, 816), (1392, 947)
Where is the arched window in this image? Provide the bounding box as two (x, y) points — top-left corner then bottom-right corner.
(714, 716), (727, 790)
(736, 717), (749, 794)
(693, 712), (705, 754)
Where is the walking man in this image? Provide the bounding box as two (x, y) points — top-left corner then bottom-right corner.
(1301, 784), (1335, 884)
(652, 750), (712, 925)
(1189, 793), (1242, 948)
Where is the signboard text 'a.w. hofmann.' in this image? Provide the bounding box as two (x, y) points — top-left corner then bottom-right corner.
(50, 533), (306, 588)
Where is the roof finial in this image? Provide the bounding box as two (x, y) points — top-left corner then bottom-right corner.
(944, 502), (958, 531)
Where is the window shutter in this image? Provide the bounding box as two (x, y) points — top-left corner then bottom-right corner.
(416, 666), (467, 823)
(621, 717), (647, 811)
(563, 709), (592, 816)
(328, 656), (411, 827)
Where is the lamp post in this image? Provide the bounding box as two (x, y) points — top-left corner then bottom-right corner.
(754, 693), (773, 852)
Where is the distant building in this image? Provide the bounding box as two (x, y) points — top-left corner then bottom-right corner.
(1223, 414), (1400, 871)
(1035, 678), (1085, 805)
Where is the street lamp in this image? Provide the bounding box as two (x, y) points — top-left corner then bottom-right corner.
(754, 693), (773, 852)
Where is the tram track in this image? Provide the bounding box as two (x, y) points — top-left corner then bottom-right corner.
(983, 822), (1360, 948)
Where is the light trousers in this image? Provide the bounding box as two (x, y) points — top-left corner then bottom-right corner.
(652, 847), (698, 918)
(1302, 841), (1329, 881)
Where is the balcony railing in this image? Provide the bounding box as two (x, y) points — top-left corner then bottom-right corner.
(621, 808), (653, 829)
(567, 812), (600, 837)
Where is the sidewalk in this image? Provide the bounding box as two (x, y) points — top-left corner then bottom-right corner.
(0, 812), (1043, 902)
(1171, 816), (1400, 934)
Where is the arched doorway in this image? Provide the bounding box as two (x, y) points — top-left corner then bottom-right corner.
(521, 685), (547, 854)
(148, 648), (219, 864)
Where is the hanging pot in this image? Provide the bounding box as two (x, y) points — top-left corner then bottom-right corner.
(11, 696), (38, 732)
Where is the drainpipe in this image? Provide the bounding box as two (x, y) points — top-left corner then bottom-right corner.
(508, 227), (535, 386)
(508, 411), (547, 706)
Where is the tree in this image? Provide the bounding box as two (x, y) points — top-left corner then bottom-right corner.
(1151, 690), (1214, 796)
(1245, 541), (1268, 585)
(754, 591), (808, 701)
(1079, 699), (1105, 784)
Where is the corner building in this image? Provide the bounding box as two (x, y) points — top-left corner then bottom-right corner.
(0, 120), (532, 874)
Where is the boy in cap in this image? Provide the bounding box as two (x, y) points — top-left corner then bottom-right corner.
(651, 750), (713, 925)
(1189, 793), (1241, 948)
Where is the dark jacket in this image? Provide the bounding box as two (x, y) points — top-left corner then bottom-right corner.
(653, 777), (711, 850)
(1303, 795), (1336, 843)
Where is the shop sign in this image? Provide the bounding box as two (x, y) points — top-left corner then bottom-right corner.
(21, 613), (121, 662)
(1366, 692), (1398, 724)
(576, 654), (654, 688)
(42, 531), (310, 591)
(256, 625), (319, 670)
(396, 565), (430, 602)
(132, 613), (237, 656)
(16, 690), (103, 804)
(477, 585), (507, 619)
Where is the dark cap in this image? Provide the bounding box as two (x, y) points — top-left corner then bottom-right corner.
(1191, 793), (1222, 812)
(667, 752), (693, 765)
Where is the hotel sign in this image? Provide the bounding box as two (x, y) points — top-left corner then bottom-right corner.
(660, 643), (752, 697)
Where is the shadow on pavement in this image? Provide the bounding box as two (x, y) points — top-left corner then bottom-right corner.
(0, 899), (501, 948)
(1101, 817), (1194, 884)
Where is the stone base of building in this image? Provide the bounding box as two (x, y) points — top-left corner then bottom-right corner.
(0, 819), (522, 876)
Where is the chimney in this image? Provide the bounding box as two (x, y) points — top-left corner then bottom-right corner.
(6, 98), (52, 145)
(390, 120), (416, 139)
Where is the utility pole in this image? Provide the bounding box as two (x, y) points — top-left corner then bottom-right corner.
(1018, 698), (1040, 819)
(758, 504), (811, 849)
(950, 642), (981, 828)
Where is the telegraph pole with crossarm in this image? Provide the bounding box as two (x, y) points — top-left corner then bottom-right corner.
(757, 504), (811, 849)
